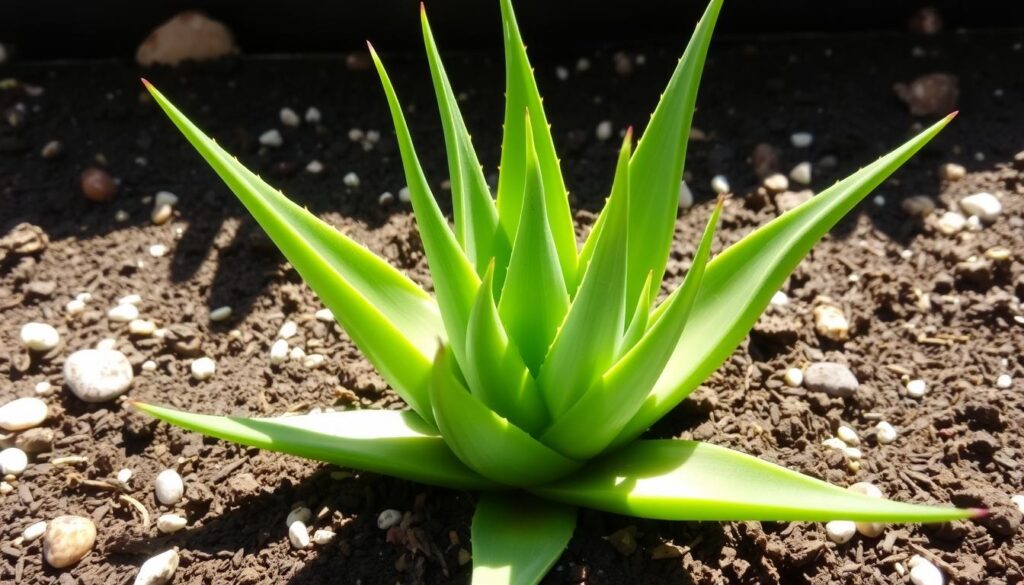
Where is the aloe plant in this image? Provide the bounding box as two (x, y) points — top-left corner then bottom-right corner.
(134, 0), (976, 582)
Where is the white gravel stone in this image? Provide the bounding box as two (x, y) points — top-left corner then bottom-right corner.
(304, 107), (322, 124)
(129, 319), (157, 336)
(936, 211), (966, 235)
(378, 509), (402, 530)
(305, 160), (324, 174)
(259, 129), (283, 147)
(190, 357), (216, 381)
(0, 447), (28, 475)
(398, 187), (411, 203)
(555, 65), (569, 81)
(64, 349), (134, 402)
(134, 549), (179, 585)
(119, 294), (143, 306)
(842, 446), (862, 460)
(108, 304), (140, 322)
(376, 191), (394, 206)
(804, 362), (859, 397)
(365, 130), (381, 144)
(43, 515), (96, 568)
(906, 378), (928, 398)
(822, 437), (847, 451)
(209, 306), (232, 322)
(96, 338), (117, 351)
(141, 360), (157, 372)
(280, 107), (300, 127)
(288, 521), (311, 549)
(65, 299), (86, 316)
(791, 132), (814, 148)
(154, 469), (184, 505)
(941, 163), (966, 181)
(770, 291), (789, 306)
(875, 421), (898, 444)
(595, 120), (613, 141)
(20, 322), (60, 351)
(873, 194), (886, 207)
(836, 425), (860, 446)
(0, 397), (48, 431)
(0, 481), (12, 495)
(763, 173), (789, 192)
(117, 468), (134, 486)
(151, 204), (173, 225)
(289, 346), (306, 361)
(959, 192), (1002, 222)
(156, 514), (187, 534)
(278, 320), (298, 339)
(343, 172), (360, 188)
(148, 244), (168, 257)
(270, 339), (289, 366)
(848, 482), (886, 537)
(315, 308), (334, 322)
(286, 507), (312, 527)
(678, 181), (694, 209)
(154, 191), (179, 208)
(34, 381), (53, 396)
(1011, 495), (1024, 513)
(789, 161), (812, 185)
(710, 174), (730, 194)
(825, 520), (856, 544)
(813, 305), (849, 341)
(996, 374), (1012, 389)
(302, 354), (325, 369)
(784, 367), (803, 388)
(23, 520), (47, 542)
(576, 57), (591, 71)
(313, 529), (336, 545)
(347, 128), (364, 141)
(908, 555), (944, 585)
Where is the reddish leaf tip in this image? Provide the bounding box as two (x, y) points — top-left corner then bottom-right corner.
(969, 507), (989, 519)
(140, 78), (153, 89)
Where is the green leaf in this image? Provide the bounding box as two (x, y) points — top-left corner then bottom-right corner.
(471, 493), (576, 585)
(542, 200), (721, 460)
(369, 45), (481, 368)
(420, 7), (508, 278)
(538, 130), (632, 418)
(430, 346), (580, 487)
(616, 271), (653, 360)
(495, 0), (577, 290)
(465, 263), (549, 434)
(132, 402), (497, 490)
(612, 113), (958, 449)
(498, 113), (570, 374)
(532, 439), (975, 522)
(143, 81), (442, 423)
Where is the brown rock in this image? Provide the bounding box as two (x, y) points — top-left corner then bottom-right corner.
(80, 167), (118, 202)
(893, 73), (959, 116)
(43, 515), (96, 569)
(0, 222), (49, 260)
(136, 11), (237, 67)
(751, 143), (779, 178)
(14, 427), (54, 455)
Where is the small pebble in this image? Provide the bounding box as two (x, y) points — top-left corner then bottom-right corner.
(789, 161), (812, 185)
(134, 549), (179, 585)
(365, 130), (380, 144)
(286, 507), (312, 527)
(804, 362), (859, 397)
(906, 379), (927, 398)
(154, 192), (179, 208)
(936, 211), (966, 235)
(996, 374), (1012, 389)
(289, 521), (311, 549)
(81, 167), (118, 202)
(96, 338), (117, 351)
(43, 515), (96, 568)
(941, 163), (966, 181)
(873, 194), (886, 207)
(191, 357), (216, 381)
(595, 120), (613, 141)
(314, 308), (334, 322)
(209, 306), (232, 322)
(959, 192), (1002, 222)
(119, 294), (143, 306)
(304, 107), (321, 124)
(770, 291), (789, 306)
(843, 446), (862, 460)
(0, 447), (29, 475)
(710, 175), (730, 194)
(34, 381), (53, 396)
(378, 191), (395, 206)
(784, 367), (803, 388)
(302, 354), (325, 369)
(342, 172), (360, 188)
(278, 320), (298, 339)
(156, 514), (187, 534)
(837, 425), (860, 446)
(875, 421), (898, 444)
(763, 173), (789, 193)
(791, 132), (813, 148)
(1010, 495), (1024, 513)
(41, 140), (63, 159)
(822, 437), (847, 451)
(23, 520), (47, 542)
(289, 346), (306, 360)
(20, 322), (60, 351)
(279, 107), (300, 127)
(259, 129), (283, 147)
(347, 128), (364, 142)
(305, 160), (323, 174)
(312, 529), (336, 545)
(148, 244), (168, 257)
(65, 299), (86, 315)
(117, 468), (134, 486)
(825, 520), (856, 544)
(813, 305), (849, 341)
(151, 204), (173, 225)
(848, 482), (886, 537)
(377, 509), (402, 530)
(576, 57), (591, 71)
(908, 555), (944, 585)
(129, 319), (157, 336)
(0, 482), (12, 495)
(270, 339), (289, 366)
(154, 469), (184, 505)
(64, 349), (134, 402)
(678, 181), (693, 209)
(108, 303), (140, 322)
(398, 187), (411, 203)
(0, 397), (48, 431)
(902, 195), (936, 217)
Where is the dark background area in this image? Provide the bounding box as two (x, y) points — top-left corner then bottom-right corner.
(4, 0), (1024, 61)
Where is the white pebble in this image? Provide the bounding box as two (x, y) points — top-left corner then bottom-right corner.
(848, 482), (886, 537)
(791, 132), (814, 148)
(259, 129), (283, 147)
(784, 367), (803, 387)
(576, 57), (591, 71)
(343, 172), (360, 188)
(965, 215), (983, 232)
(0, 447), (29, 475)
(377, 509), (402, 530)
(278, 320), (298, 339)
(304, 107), (321, 124)
(906, 379), (927, 398)
(154, 192), (179, 208)
(289, 346), (306, 361)
(378, 191), (395, 206)
(119, 294), (143, 306)
(347, 128), (364, 142)
(825, 520), (856, 544)
(288, 521), (311, 549)
(286, 507), (312, 527)
(280, 107), (300, 127)
(134, 549), (179, 585)
(314, 308), (334, 322)
(154, 469), (184, 505)
(763, 173), (789, 192)
(43, 515), (96, 568)
(23, 521), (47, 542)
(64, 349), (134, 402)
(209, 306), (232, 322)
(789, 161), (812, 185)
(302, 354), (325, 369)
(129, 319), (157, 336)
(365, 130), (381, 144)
(117, 468), (134, 486)
(936, 211), (966, 235)
(813, 305), (850, 341)
(20, 322), (60, 351)
(108, 304), (140, 322)
(711, 174), (730, 194)
(305, 160), (324, 174)
(398, 187), (411, 203)
(34, 381), (53, 396)
(770, 291), (790, 306)
(875, 421), (898, 444)
(191, 357), (216, 381)
(1011, 495), (1024, 513)
(96, 338), (117, 351)
(842, 446), (862, 460)
(822, 437), (847, 451)
(313, 529), (336, 545)
(555, 66), (569, 81)
(65, 299), (86, 315)
(141, 360), (157, 372)
(156, 514), (187, 534)
(678, 181), (694, 209)
(148, 244), (168, 257)
(0, 397), (48, 431)
(270, 339), (289, 366)
(837, 425), (860, 446)
(595, 120), (613, 141)
(995, 374), (1012, 389)
(873, 194), (886, 207)
(908, 555), (945, 585)
(958, 192), (1002, 222)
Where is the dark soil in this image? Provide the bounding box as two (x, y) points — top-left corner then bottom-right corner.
(2, 27), (1024, 585)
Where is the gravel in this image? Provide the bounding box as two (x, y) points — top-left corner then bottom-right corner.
(43, 515), (97, 569)
(190, 357), (216, 381)
(377, 509), (402, 530)
(0, 396), (49, 431)
(959, 192), (1002, 222)
(134, 549), (179, 585)
(803, 362), (859, 397)
(63, 349), (134, 402)
(154, 469), (184, 505)
(20, 322), (60, 351)
(0, 447), (29, 475)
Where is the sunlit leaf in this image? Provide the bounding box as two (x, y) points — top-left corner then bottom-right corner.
(472, 493), (576, 585)
(616, 271), (653, 360)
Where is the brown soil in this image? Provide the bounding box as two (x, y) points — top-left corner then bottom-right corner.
(2, 28), (1023, 585)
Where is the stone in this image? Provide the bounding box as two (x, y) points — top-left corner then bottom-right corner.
(804, 362), (859, 397)
(209, 306), (232, 322)
(837, 425), (860, 446)
(784, 367), (803, 388)
(279, 107), (300, 127)
(848, 482), (886, 537)
(775, 190), (813, 213)
(996, 374), (1012, 389)
(893, 73), (959, 116)
(136, 11), (236, 66)
(270, 339), (289, 366)
(304, 107), (321, 124)
(790, 132), (813, 148)
(81, 168), (118, 202)
(313, 529), (336, 545)
(875, 421), (898, 444)
(288, 521), (310, 549)
(43, 515), (96, 568)
(20, 322), (60, 351)
(710, 175), (730, 194)
(343, 172), (360, 188)
(315, 309), (334, 322)
(377, 509), (402, 530)
(813, 305), (850, 341)
(134, 549), (179, 585)
(156, 514), (187, 534)
(129, 319), (157, 336)
(906, 379), (928, 398)
(108, 303), (140, 322)
(825, 520), (856, 544)
(15, 427), (55, 455)
(155, 469), (184, 505)
(286, 507), (312, 527)
(595, 120), (613, 141)
(936, 211), (966, 235)
(941, 163), (965, 181)
(23, 521), (47, 542)
(958, 192), (1002, 222)
(259, 129), (283, 147)
(678, 181), (694, 209)
(0, 396), (48, 431)
(0, 447), (28, 475)
(763, 173), (789, 193)
(902, 195), (936, 217)
(908, 555), (945, 585)
(191, 357), (216, 381)
(64, 349), (134, 402)
(789, 161), (812, 185)
(305, 160), (323, 174)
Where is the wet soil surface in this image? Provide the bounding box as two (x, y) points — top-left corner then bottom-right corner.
(2, 27), (1024, 585)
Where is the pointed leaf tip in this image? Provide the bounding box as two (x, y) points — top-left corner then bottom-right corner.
(140, 78), (153, 89)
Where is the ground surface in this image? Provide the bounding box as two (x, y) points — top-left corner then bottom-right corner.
(1, 27), (1023, 585)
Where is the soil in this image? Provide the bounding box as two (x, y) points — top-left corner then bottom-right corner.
(2, 27), (1024, 585)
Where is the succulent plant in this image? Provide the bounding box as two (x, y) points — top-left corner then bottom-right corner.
(136, 0), (974, 582)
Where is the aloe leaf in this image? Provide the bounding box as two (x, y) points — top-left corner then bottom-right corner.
(533, 439), (975, 522)
(466, 263), (549, 434)
(495, 0), (577, 290)
(429, 346), (580, 487)
(143, 81), (441, 423)
(369, 45), (482, 368)
(542, 200), (721, 460)
(471, 493), (576, 585)
(538, 130), (631, 418)
(616, 271), (653, 360)
(612, 114), (958, 448)
(420, 7), (508, 278)
(132, 402), (497, 490)
(498, 113), (570, 374)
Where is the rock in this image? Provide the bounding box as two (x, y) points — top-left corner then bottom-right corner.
(117, 468), (134, 486)
(190, 357), (216, 381)
(270, 339), (289, 366)
(25, 280), (56, 299)
(996, 374), (1012, 389)
(313, 529), (335, 545)
(163, 324), (203, 357)
(209, 306), (232, 322)
(377, 509), (402, 530)
(136, 11), (236, 66)
(595, 120), (613, 141)
(156, 514), (187, 534)
(304, 107), (321, 124)
(41, 140), (63, 159)
(129, 319), (157, 336)
(789, 161), (812, 185)
(108, 303), (140, 322)
(64, 349), (134, 403)
(81, 167), (118, 202)
(804, 362), (859, 397)
(751, 143), (779, 178)
(343, 172), (360, 188)
(0, 447), (28, 475)
(875, 421), (898, 444)
(20, 322), (60, 351)
(134, 549), (179, 585)
(152, 204), (173, 225)
(302, 354), (325, 369)
(894, 73), (959, 116)
(288, 521), (310, 549)
(23, 521), (47, 542)
(678, 181), (694, 209)
(825, 520), (856, 544)
(279, 107), (300, 127)
(906, 379), (928, 398)
(837, 425), (859, 446)
(902, 195), (936, 217)
(909, 555), (945, 585)
(315, 308), (334, 322)
(0, 223), (49, 260)
(955, 259), (993, 288)
(848, 482), (886, 537)
(763, 173), (789, 193)
(813, 305), (850, 341)
(790, 132), (813, 148)
(155, 469), (184, 505)
(15, 427), (54, 455)
(43, 515), (96, 568)
(941, 163), (965, 181)
(259, 129), (283, 147)
(784, 367), (803, 387)
(770, 291), (789, 306)
(378, 191), (395, 206)
(305, 160), (323, 174)
(936, 211), (966, 235)
(958, 192), (1002, 222)
(399, 187), (411, 203)
(286, 507), (312, 527)
(0, 397), (48, 431)
(775, 190), (813, 213)
(710, 175), (730, 195)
